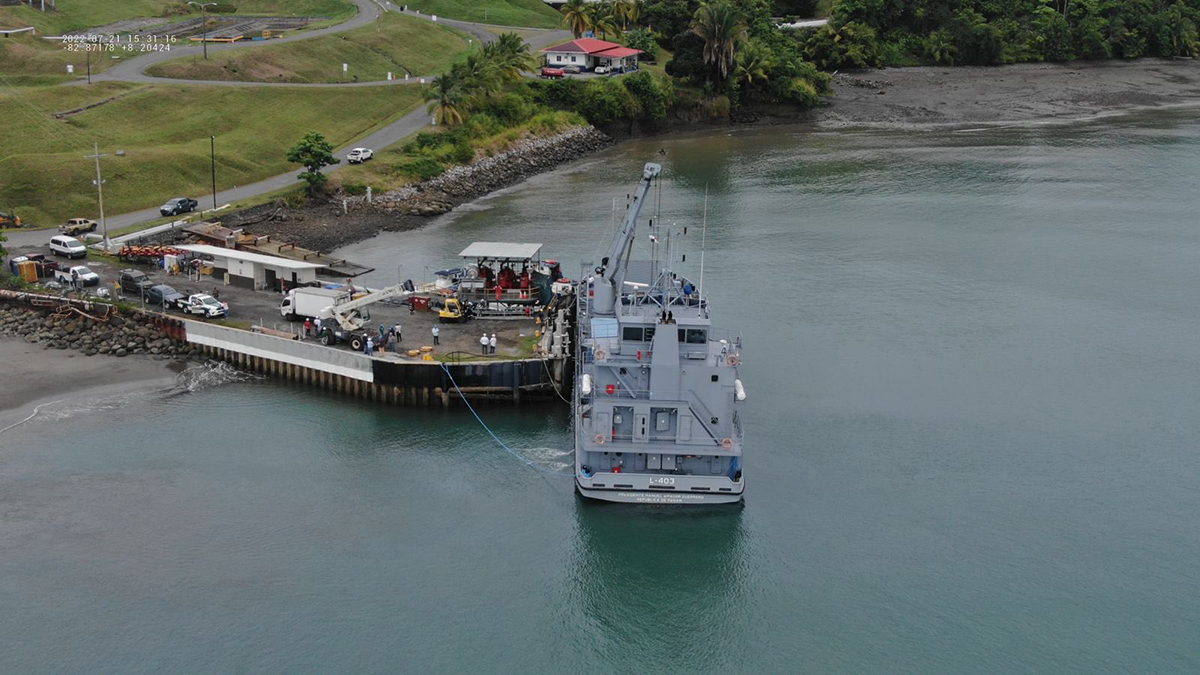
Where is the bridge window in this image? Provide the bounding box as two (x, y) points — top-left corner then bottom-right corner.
(622, 325), (656, 342)
(677, 328), (707, 344)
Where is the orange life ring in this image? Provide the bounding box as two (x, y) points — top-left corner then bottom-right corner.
(727, 354), (739, 367)
(721, 438), (734, 450)
(595, 434), (606, 445)
(594, 348), (607, 361)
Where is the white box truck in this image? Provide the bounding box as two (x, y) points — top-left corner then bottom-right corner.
(280, 286), (351, 320)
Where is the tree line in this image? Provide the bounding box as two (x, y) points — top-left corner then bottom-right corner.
(805, 0), (1200, 69)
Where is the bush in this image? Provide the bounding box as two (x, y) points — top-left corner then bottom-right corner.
(625, 27), (658, 62)
(804, 20), (880, 69)
(396, 157), (445, 181)
(342, 182), (368, 196)
(622, 71), (669, 121)
(578, 78), (638, 125)
(444, 143), (475, 164)
(483, 93), (535, 126)
(533, 78), (586, 108)
(703, 95), (731, 120)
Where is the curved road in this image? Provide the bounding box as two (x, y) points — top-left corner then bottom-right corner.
(6, 3), (569, 247)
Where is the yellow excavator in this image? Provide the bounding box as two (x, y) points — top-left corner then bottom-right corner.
(438, 297), (472, 323)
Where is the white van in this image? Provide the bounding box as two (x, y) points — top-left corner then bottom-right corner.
(49, 235), (88, 259)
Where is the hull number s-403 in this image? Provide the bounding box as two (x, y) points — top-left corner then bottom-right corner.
(648, 477), (675, 486)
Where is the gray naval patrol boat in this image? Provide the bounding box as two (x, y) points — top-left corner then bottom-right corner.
(574, 162), (747, 504)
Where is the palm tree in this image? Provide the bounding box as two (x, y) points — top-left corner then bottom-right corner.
(451, 53), (502, 107)
(487, 32), (537, 81)
(560, 0), (589, 39)
(690, 1), (747, 83)
(424, 74), (464, 126)
(734, 39), (773, 92)
(613, 0), (639, 31)
(588, 3), (620, 40)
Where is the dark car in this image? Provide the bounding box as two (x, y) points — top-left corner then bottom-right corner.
(159, 197), (198, 217)
(118, 268), (154, 295)
(145, 284), (186, 309)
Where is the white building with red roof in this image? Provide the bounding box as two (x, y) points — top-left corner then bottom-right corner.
(541, 37), (643, 73)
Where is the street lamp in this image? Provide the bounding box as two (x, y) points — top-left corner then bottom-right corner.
(188, 1), (217, 60)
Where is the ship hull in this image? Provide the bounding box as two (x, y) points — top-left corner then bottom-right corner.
(576, 481), (744, 505)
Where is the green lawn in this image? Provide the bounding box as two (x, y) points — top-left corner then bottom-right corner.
(0, 0), (355, 34)
(405, 0), (561, 29)
(0, 81), (422, 225)
(146, 11), (472, 83)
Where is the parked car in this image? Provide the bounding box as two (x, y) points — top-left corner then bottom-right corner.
(49, 235), (88, 259)
(593, 65), (610, 75)
(53, 265), (100, 287)
(159, 197), (198, 217)
(541, 67), (565, 79)
(562, 65), (582, 74)
(182, 293), (228, 318)
(59, 218), (98, 236)
(118, 268), (154, 295)
(347, 147), (373, 164)
(0, 211), (22, 228)
(145, 284), (186, 309)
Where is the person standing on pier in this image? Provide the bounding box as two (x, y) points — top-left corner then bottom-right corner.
(387, 330), (397, 354)
(365, 336), (374, 356)
(480, 333), (489, 355)
(393, 322), (402, 343)
(489, 333), (497, 355)
(304, 318), (313, 339)
(432, 325), (440, 345)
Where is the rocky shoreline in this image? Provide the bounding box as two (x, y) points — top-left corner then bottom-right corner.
(0, 299), (198, 360)
(219, 126), (614, 253)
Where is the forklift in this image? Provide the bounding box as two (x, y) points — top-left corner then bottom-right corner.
(437, 297), (473, 323)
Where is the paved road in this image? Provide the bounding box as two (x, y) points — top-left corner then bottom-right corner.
(5, 5), (569, 248)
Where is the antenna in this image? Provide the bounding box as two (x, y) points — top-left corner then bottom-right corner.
(699, 183), (708, 300)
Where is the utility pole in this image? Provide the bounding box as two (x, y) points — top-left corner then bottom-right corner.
(86, 49), (91, 84)
(85, 142), (109, 250)
(210, 135), (218, 210)
(189, 2), (217, 60)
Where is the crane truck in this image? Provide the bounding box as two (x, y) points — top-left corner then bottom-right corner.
(312, 280), (416, 351)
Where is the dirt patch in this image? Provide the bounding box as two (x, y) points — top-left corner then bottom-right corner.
(217, 200), (428, 254)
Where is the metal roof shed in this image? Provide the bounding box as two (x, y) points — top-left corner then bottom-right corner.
(176, 244), (322, 291)
(458, 242), (543, 262)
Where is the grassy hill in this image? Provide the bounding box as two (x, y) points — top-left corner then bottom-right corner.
(146, 12), (472, 83)
(0, 81), (422, 225)
(405, 0), (561, 29)
(0, 32), (120, 86)
(0, 0), (355, 34)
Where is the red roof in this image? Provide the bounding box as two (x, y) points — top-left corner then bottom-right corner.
(541, 38), (621, 54)
(593, 46), (642, 58)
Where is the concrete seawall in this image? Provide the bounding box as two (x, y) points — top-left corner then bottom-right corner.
(1, 291), (570, 407)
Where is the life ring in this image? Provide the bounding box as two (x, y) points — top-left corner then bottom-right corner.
(594, 348), (607, 361)
(727, 354), (740, 367)
(595, 434), (606, 445)
(721, 438), (734, 450)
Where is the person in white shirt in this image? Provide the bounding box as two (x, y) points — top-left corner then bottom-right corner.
(432, 325), (440, 345)
(489, 333), (497, 355)
(480, 333), (489, 355)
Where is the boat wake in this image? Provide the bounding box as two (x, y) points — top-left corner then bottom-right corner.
(516, 446), (573, 473)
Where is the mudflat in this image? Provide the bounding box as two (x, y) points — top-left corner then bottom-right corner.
(820, 58), (1200, 128)
(0, 339), (184, 428)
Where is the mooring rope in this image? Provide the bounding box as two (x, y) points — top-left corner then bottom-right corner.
(438, 362), (572, 477)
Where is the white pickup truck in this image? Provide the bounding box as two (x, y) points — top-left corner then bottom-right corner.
(54, 265), (100, 288)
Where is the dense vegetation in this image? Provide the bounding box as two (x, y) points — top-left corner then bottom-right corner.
(806, 0), (1200, 68)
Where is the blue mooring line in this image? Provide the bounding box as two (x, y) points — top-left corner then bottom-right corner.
(439, 363), (573, 477)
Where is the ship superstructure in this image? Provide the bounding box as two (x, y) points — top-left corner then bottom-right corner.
(574, 163), (746, 504)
